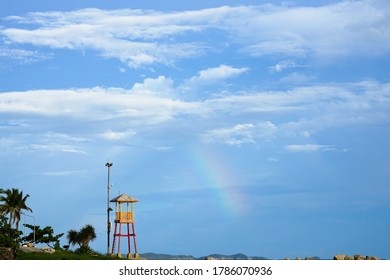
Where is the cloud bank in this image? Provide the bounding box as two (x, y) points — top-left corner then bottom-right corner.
(2, 1), (390, 67)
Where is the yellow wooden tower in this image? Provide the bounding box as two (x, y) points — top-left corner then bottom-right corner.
(110, 193), (139, 259)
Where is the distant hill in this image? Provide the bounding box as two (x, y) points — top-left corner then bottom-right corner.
(140, 252), (268, 260)
(140, 253), (197, 260)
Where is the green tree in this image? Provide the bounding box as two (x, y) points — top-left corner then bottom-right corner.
(0, 215), (22, 259)
(0, 188), (32, 230)
(67, 224), (97, 253)
(22, 224), (64, 249)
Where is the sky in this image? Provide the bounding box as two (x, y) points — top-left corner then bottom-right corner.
(0, 0), (389, 259)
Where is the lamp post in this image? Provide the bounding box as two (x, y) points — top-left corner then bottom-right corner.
(105, 162), (113, 255)
(21, 212), (35, 245)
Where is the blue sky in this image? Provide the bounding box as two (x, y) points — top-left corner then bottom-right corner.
(0, 0), (389, 259)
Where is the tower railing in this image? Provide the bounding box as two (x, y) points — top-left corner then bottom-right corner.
(115, 211), (133, 223)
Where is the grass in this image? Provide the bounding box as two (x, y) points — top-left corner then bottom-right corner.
(16, 249), (121, 260)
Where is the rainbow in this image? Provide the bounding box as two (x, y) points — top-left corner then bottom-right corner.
(184, 144), (246, 217)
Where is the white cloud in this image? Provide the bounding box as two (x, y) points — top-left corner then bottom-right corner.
(131, 75), (174, 96)
(285, 144), (335, 153)
(154, 146), (174, 152)
(233, 1), (390, 57)
(207, 80), (390, 124)
(0, 47), (50, 63)
(3, 1), (387, 67)
(194, 64), (249, 82)
(203, 121), (277, 146)
(269, 60), (297, 73)
(301, 131), (311, 138)
(203, 123), (255, 146)
(100, 129), (136, 141)
(1, 8), (206, 68)
(0, 87), (200, 123)
(0, 119), (31, 128)
(43, 132), (88, 143)
(0, 79), (389, 151)
(182, 65), (249, 91)
(41, 170), (87, 176)
(29, 143), (88, 154)
(269, 60), (309, 74)
(279, 72), (316, 84)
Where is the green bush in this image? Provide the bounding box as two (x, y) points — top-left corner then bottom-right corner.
(0, 215), (22, 259)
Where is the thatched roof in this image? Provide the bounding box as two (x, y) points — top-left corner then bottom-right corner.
(110, 193), (139, 203)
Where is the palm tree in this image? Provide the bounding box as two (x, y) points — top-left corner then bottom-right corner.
(67, 224), (97, 250)
(0, 188), (32, 230)
(67, 229), (80, 247)
(78, 224), (97, 247)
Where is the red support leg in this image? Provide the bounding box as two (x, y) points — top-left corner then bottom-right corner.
(118, 223), (122, 257)
(127, 223), (131, 255)
(132, 223), (138, 257)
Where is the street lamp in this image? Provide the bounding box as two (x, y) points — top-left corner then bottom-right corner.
(105, 162), (113, 255)
(21, 212), (35, 245)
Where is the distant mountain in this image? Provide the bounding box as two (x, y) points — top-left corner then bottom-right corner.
(140, 253), (197, 260)
(140, 252), (268, 260)
(251, 256), (270, 260)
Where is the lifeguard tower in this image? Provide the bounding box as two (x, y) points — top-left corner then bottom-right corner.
(110, 193), (139, 259)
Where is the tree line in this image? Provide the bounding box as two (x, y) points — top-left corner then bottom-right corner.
(0, 188), (97, 258)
